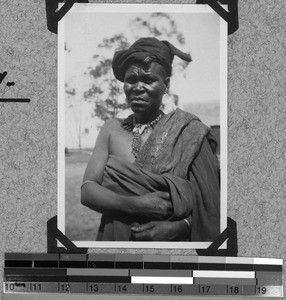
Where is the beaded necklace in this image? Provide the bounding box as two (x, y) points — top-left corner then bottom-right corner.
(121, 111), (164, 158)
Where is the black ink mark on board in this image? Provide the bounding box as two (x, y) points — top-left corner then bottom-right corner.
(0, 99), (30, 103)
(0, 71), (8, 85)
(0, 71), (15, 87)
(0, 71), (30, 103)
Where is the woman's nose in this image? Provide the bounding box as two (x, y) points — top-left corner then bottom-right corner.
(133, 81), (144, 93)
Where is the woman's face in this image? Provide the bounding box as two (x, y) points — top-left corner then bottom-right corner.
(123, 62), (169, 116)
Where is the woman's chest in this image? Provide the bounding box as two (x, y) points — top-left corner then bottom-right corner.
(109, 127), (153, 163)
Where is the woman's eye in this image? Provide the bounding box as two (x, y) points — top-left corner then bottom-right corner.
(145, 80), (153, 84)
(143, 77), (154, 84)
(125, 77), (136, 84)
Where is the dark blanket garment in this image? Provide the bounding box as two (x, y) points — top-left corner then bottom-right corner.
(97, 108), (220, 241)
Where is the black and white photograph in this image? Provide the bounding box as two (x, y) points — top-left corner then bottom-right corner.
(57, 4), (227, 248)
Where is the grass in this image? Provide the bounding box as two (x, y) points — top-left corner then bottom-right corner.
(65, 150), (102, 241)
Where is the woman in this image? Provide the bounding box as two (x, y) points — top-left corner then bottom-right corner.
(81, 37), (220, 241)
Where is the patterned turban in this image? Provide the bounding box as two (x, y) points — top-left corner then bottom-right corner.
(112, 37), (192, 82)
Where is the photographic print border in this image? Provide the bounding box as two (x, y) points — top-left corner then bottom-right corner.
(58, 3), (228, 249)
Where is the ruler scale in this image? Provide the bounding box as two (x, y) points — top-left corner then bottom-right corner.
(3, 253), (283, 297)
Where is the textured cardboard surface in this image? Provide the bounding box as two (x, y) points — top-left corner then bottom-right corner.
(0, 1), (285, 299)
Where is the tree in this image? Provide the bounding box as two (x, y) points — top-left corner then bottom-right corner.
(84, 13), (189, 123)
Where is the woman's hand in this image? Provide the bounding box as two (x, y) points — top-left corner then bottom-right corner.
(136, 191), (172, 220)
(130, 220), (190, 241)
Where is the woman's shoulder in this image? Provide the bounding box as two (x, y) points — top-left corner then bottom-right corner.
(99, 118), (130, 138)
(172, 108), (200, 121)
(101, 118), (123, 129)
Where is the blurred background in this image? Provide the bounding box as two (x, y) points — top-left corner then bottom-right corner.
(62, 9), (223, 241)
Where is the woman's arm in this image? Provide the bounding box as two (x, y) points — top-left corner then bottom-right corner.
(130, 219), (191, 241)
(81, 119), (172, 220)
(82, 182), (171, 220)
(131, 134), (220, 242)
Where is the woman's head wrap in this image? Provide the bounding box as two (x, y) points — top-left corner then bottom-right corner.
(112, 37), (192, 82)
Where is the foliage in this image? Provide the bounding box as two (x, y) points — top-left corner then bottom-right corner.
(65, 82), (76, 96)
(84, 13), (189, 122)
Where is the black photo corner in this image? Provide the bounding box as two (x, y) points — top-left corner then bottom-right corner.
(45, 0), (89, 34)
(45, 0), (239, 35)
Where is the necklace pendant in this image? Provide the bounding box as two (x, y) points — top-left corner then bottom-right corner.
(133, 124), (147, 135)
(131, 131), (142, 158)
(122, 111), (165, 159)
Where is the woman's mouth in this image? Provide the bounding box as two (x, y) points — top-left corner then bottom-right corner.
(130, 97), (147, 103)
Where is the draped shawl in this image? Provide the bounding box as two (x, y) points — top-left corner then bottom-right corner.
(97, 108), (220, 241)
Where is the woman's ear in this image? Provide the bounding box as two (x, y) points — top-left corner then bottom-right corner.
(164, 77), (170, 91)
